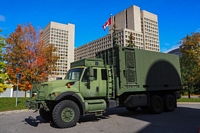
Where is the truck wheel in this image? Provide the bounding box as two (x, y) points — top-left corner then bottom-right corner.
(163, 94), (175, 112)
(39, 108), (52, 121)
(150, 95), (163, 114)
(52, 100), (80, 128)
(126, 107), (138, 112)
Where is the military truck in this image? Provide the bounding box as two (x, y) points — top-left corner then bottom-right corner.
(26, 46), (182, 128)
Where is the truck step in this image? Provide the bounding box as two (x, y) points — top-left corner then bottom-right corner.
(87, 110), (105, 116)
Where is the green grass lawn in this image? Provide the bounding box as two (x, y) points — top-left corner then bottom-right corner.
(177, 98), (200, 102)
(0, 97), (29, 112)
(0, 97), (199, 112)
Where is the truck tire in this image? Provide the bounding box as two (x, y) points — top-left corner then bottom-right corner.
(163, 94), (175, 112)
(52, 100), (80, 128)
(150, 95), (163, 114)
(126, 107), (138, 112)
(39, 108), (52, 121)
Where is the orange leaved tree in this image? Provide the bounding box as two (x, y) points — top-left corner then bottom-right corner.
(4, 24), (59, 91)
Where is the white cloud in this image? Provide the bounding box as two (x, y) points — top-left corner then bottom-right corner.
(0, 15), (5, 21)
(161, 40), (183, 53)
(196, 28), (200, 32)
(162, 44), (180, 53)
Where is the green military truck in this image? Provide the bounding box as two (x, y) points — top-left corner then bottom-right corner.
(26, 46), (182, 128)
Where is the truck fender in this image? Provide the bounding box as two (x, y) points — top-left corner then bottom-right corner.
(55, 92), (85, 115)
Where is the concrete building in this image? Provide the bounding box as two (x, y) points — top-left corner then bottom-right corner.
(75, 5), (159, 61)
(42, 22), (75, 80)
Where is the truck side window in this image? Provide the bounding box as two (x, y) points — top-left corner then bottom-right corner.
(82, 69), (97, 82)
(93, 69), (97, 80)
(101, 69), (107, 80)
(82, 69), (88, 82)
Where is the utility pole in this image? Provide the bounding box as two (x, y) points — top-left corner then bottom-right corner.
(16, 73), (21, 106)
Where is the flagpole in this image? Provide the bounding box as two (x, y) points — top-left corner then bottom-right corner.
(109, 14), (115, 66)
(102, 14), (113, 47)
(110, 14), (113, 48)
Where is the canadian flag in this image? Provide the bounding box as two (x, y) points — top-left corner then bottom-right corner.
(102, 17), (111, 30)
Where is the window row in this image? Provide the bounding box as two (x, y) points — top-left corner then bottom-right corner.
(51, 28), (68, 33)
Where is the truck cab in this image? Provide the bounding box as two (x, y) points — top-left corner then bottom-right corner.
(68, 58), (114, 98)
(26, 58), (113, 128)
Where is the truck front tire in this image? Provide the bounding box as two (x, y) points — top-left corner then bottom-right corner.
(52, 100), (80, 128)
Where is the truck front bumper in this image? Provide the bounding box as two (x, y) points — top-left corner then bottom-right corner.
(26, 100), (41, 110)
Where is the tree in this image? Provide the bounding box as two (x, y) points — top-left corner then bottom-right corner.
(180, 32), (200, 98)
(126, 32), (135, 48)
(111, 23), (118, 47)
(0, 30), (11, 93)
(4, 24), (59, 91)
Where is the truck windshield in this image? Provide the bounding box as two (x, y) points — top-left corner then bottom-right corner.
(65, 68), (84, 80)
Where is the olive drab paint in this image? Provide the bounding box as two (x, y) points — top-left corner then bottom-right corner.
(26, 46), (182, 128)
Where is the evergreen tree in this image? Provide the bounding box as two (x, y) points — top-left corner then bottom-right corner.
(126, 32), (135, 48)
(112, 23), (118, 47)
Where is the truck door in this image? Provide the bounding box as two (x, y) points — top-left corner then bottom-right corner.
(80, 68), (99, 98)
(99, 68), (107, 97)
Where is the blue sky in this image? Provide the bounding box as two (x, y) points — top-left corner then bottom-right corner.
(0, 0), (199, 52)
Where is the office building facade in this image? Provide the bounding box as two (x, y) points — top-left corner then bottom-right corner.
(75, 5), (159, 61)
(42, 22), (75, 80)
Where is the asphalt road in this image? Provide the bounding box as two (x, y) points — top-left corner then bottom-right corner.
(0, 103), (200, 133)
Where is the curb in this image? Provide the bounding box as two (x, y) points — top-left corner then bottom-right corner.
(177, 102), (200, 104)
(0, 109), (32, 115)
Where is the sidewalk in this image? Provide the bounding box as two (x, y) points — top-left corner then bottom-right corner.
(181, 95), (200, 98)
(177, 102), (200, 104)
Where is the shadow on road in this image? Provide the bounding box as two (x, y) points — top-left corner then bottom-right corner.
(77, 107), (148, 124)
(24, 114), (110, 128)
(24, 105), (200, 132)
(79, 114), (110, 123)
(106, 106), (200, 133)
(24, 116), (49, 127)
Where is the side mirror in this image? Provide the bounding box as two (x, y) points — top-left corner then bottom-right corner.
(88, 66), (94, 77)
(87, 67), (94, 81)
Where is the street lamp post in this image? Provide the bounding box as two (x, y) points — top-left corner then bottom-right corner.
(16, 73), (21, 106)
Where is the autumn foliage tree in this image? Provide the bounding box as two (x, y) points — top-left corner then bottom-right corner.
(4, 24), (59, 91)
(180, 32), (200, 98)
(0, 30), (12, 93)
